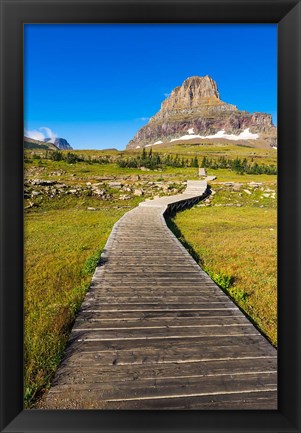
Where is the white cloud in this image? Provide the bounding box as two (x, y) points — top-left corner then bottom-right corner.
(40, 126), (57, 143)
(164, 92), (171, 98)
(24, 129), (45, 141)
(24, 126), (58, 143)
(138, 117), (150, 122)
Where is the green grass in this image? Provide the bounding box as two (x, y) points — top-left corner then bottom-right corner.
(24, 158), (196, 183)
(25, 192), (143, 213)
(170, 188), (277, 346)
(24, 205), (134, 406)
(25, 143), (277, 183)
(25, 158), (277, 187)
(24, 144), (278, 406)
(206, 169), (277, 183)
(137, 142), (277, 164)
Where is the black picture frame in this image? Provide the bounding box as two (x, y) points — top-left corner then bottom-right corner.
(0, 0), (300, 432)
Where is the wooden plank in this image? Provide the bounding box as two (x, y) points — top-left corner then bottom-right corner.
(73, 315), (250, 329)
(82, 298), (237, 305)
(62, 353), (276, 375)
(57, 353), (277, 373)
(70, 324), (257, 341)
(64, 335), (276, 356)
(89, 284), (217, 289)
(80, 305), (240, 313)
(52, 358), (277, 386)
(86, 287), (227, 294)
(97, 391), (278, 410)
(42, 389), (277, 410)
(76, 309), (244, 320)
(48, 373), (277, 399)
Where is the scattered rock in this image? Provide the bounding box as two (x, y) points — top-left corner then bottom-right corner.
(243, 189), (252, 195)
(95, 176), (115, 181)
(108, 182), (122, 189)
(93, 189), (105, 196)
(134, 189), (144, 196)
(248, 182), (263, 188)
(232, 183), (242, 191)
(24, 201), (35, 209)
(49, 170), (65, 176)
(31, 179), (57, 186)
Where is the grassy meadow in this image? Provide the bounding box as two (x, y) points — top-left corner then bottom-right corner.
(24, 205), (136, 405)
(24, 143), (277, 406)
(169, 182), (277, 345)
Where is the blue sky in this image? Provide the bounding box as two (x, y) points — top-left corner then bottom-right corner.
(24, 24), (277, 150)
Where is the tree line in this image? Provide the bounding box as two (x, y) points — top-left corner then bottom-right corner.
(201, 156), (277, 175)
(27, 147), (277, 175)
(117, 148), (199, 170)
(48, 151), (111, 164)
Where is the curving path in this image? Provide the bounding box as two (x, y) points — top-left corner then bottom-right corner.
(43, 180), (277, 409)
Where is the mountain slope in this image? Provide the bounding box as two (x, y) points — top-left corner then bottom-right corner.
(24, 137), (59, 151)
(44, 138), (73, 150)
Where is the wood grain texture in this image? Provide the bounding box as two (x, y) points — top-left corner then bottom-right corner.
(43, 182), (277, 409)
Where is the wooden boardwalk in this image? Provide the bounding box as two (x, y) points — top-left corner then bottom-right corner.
(43, 180), (277, 409)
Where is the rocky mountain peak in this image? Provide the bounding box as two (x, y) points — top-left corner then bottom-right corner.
(44, 137), (73, 150)
(127, 75), (277, 149)
(151, 75), (237, 124)
(162, 75), (221, 112)
(181, 75), (220, 100)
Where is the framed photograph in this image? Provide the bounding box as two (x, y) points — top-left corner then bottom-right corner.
(0, 0), (300, 432)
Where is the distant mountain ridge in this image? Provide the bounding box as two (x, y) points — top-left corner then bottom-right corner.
(24, 136), (73, 151)
(44, 137), (73, 150)
(127, 75), (277, 149)
(24, 136), (59, 151)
